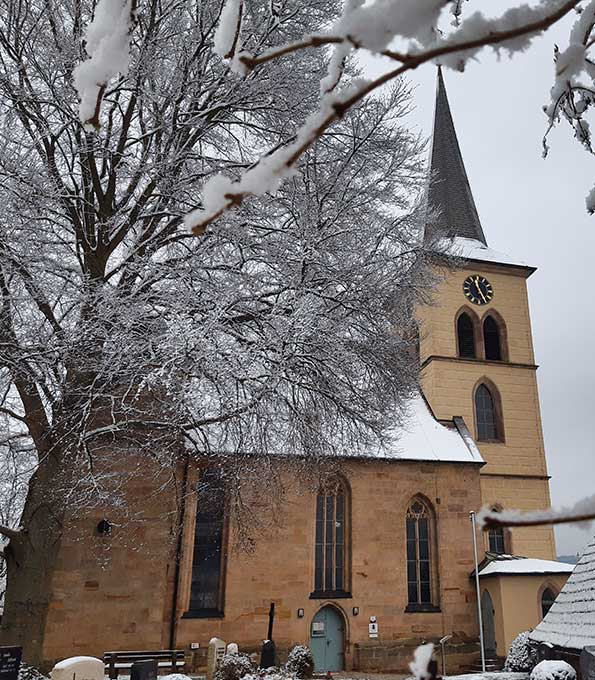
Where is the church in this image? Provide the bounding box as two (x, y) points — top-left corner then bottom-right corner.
(35, 71), (572, 673)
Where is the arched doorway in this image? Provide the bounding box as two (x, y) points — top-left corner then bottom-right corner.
(310, 605), (345, 671)
(481, 590), (497, 655)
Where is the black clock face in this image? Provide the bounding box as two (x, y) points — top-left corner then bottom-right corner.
(463, 275), (494, 305)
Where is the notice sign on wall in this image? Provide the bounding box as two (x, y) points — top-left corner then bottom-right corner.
(368, 622), (378, 639)
(0, 647), (22, 680)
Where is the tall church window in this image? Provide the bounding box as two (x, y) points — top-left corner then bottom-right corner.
(406, 499), (434, 608)
(313, 479), (350, 596)
(475, 383), (503, 441)
(457, 312), (476, 358)
(189, 467), (227, 615)
(541, 587), (556, 618)
(484, 316), (502, 361)
(488, 527), (506, 554)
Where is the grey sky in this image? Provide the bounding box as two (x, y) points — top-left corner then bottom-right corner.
(361, 6), (595, 557)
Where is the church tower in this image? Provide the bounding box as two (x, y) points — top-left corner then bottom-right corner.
(418, 69), (556, 560)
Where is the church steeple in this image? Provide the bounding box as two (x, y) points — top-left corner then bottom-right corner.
(425, 67), (487, 246)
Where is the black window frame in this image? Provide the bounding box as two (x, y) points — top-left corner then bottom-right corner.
(475, 383), (500, 441)
(185, 467), (227, 618)
(457, 312), (476, 358)
(310, 479), (351, 599)
(483, 316), (502, 361)
(405, 499), (440, 613)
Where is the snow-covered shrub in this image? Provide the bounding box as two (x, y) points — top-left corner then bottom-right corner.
(504, 630), (538, 672)
(215, 653), (255, 680)
(531, 660), (576, 680)
(285, 646), (314, 679)
(18, 666), (48, 680)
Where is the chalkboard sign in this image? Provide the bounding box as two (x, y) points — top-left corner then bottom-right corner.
(0, 647), (22, 680)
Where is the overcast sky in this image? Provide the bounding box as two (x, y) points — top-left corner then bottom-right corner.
(362, 5), (595, 557)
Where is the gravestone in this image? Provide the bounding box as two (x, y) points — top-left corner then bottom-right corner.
(260, 640), (276, 669)
(50, 657), (103, 680)
(581, 647), (595, 680)
(130, 660), (158, 680)
(207, 637), (226, 680)
(0, 647), (22, 680)
(226, 643), (239, 655)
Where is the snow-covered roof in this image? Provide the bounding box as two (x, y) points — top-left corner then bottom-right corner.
(530, 533), (595, 651)
(363, 395), (484, 465)
(440, 236), (534, 271)
(478, 554), (573, 577)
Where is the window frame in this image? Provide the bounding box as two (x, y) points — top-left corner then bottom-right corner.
(310, 477), (352, 599)
(184, 467), (229, 619)
(474, 379), (505, 443)
(482, 311), (509, 362)
(404, 496), (440, 613)
(455, 307), (481, 359)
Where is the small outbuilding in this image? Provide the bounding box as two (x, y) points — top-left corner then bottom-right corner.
(476, 553), (573, 658)
(530, 533), (595, 675)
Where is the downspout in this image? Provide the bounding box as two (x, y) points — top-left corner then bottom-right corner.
(169, 453), (190, 650)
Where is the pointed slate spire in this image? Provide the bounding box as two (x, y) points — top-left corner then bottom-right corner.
(425, 67), (487, 245)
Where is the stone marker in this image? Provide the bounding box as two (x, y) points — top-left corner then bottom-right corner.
(0, 647), (22, 680)
(226, 643), (239, 655)
(207, 637), (226, 680)
(50, 657), (103, 680)
(581, 647), (595, 680)
(260, 640), (276, 669)
(130, 659), (158, 680)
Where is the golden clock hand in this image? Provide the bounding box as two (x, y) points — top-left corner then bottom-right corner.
(475, 276), (487, 303)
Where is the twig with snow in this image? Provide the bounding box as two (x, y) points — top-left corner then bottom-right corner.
(73, 0), (138, 130)
(477, 494), (595, 528)
(187, 0), (580, 234)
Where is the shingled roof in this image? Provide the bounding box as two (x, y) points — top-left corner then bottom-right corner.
(425, 68), (487, 246)
(530, 533), (595, 651)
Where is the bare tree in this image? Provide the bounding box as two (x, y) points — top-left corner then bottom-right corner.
(0, 0), (434, 661)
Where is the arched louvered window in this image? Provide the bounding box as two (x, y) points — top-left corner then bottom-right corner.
(484, 316), (502, 361)
(406, 499), (434, 607)
(475, 383), (502, 441)
(457, 313), (476, 358)
(488, 527), (506, 554)
(541, 587), (556, 618)
(313, 479), (350, 596)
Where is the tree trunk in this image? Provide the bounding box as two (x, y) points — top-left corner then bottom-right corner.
(0, 466), (65, 668)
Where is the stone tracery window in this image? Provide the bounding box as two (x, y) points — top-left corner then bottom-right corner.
(406, 499), (434, 608)
(313, 478), (350, 597)
(475, 382), (504, 442)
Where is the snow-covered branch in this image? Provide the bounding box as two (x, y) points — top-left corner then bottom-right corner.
(73, 0), (137, 129)
(478, 494), (595, 528)
(188, 0), (580, 233)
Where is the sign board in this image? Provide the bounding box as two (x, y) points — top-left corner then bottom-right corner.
(0, 647), (21, 680)
(581, 647), (595, 680)
(50, 656), (103, 680)
(130, 660), (157, 680)
(312, 622), (325, 633)
(368, 622), (378, 639)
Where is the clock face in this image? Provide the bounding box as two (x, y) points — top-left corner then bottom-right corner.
(463, 275), (494, 305)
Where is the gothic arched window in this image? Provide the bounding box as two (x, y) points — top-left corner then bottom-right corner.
(541, 587), (556, 618)
(313, 479), (350, 596)
(484, 315), (502, 361)
(189, 467), (227, 615)
(457, 312), (476, 358)
(475, 383), (503, 441)
(406, 499), (435, 608)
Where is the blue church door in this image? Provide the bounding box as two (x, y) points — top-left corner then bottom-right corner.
(310, 606), (344, 671)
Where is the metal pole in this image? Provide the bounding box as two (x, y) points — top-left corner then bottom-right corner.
(470, 511), (486, 672)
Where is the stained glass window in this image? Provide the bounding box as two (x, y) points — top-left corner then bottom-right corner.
(315, 480), (348, 594)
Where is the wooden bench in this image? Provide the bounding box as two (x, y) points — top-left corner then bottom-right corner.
(104, 650), (186, 679)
